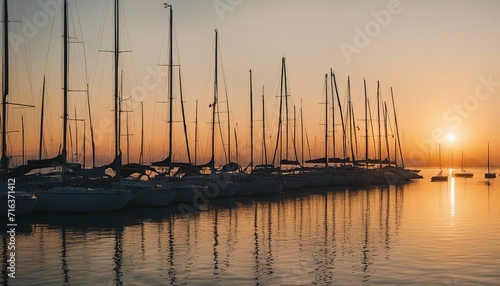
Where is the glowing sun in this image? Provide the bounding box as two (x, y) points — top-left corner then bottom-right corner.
(447, 133), (456, 142)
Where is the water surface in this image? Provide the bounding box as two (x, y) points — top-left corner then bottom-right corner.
(1, 168), (499, 285)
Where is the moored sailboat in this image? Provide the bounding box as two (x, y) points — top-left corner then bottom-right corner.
(33, 0), (134, 213)
(431, 144), (448, 182)
(485, 142), (496, 179)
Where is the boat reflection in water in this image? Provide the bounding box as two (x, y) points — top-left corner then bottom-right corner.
(2, 170), (500, 285)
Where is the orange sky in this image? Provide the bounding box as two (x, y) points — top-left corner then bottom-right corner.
(4, 0), (500, 168)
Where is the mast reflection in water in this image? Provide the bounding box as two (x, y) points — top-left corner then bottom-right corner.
(1, 172), (500, 285)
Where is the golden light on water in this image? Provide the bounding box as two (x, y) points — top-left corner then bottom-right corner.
(449, 176), (455, 218)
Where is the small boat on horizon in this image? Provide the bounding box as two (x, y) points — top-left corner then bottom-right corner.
(454, 151), (473, 178)
(431, 144), (448, 182)
(485, 142), (496, 179)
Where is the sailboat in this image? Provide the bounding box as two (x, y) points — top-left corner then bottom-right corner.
(112, 2), (177, 207)
(0, 0), (37, 215)
(304, 73), (336, 187)
(271, 57), (306, 190)
(181, 29), (240, 197)
(33, 0), (134, 213)
(431, 144), (448, 182)
(485, 142), (496, 179)
(230, 69), (283, 196)
(454, 151), (473, 178)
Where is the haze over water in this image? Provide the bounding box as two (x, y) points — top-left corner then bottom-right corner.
(1, 168), (499, 285)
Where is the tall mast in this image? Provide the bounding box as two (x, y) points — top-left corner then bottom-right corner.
(167, 4), (173, 169)
(383, 102), (391, 166)
(377, 81), (381, 168)
(75, 108), (78, 163)
(114, 0), (120, 162)
(39, 76), (46, 160)
(2, 0), (9, 175)
(234, 126), (239, 164)
(86, 84), (96, 167)
(332, 72), (346, 162)
(249, 69), (254, 169)
(300, 99), (304, 166)
(179, 68), (192, 163)
(21, 116), (24, 165)
(324, 74), (328, 171)
(347, 76), (355, 163)
(391, 88), (404, 168)
(262, 87), (267, 165)
(284, 58), (289, 160)
(62, 0), (69, 174)
(194, 99), (198, 165)
(272, 57), (285, 166)
(83, 123), (86, 168)
(210, 29), (218, 172)
(487, 142), (490, 173)
(330, 69), (335, 159)
(364, 78), (368, 168)
(139, 101), (144, 165)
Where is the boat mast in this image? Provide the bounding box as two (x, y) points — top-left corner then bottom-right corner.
(391, 88), (404, 168)
(86, 84), (96, 167)
(377, 81), (381, 168)
(39, 76), (46, 160)
(272, 58), (285, 166)
(178, 68), (192, 164)
(262, 87), (268, 165)
(234, 126), (239, 164)
(1, 0), (8, 176)
(347, 76), (355, 163)
(332, 72), (346, 163)
(139, 101), (144, 165)
(324, 74), (328, 171)
(364, 78), (368, 168)
(21, 116), (24, 165)
(194, 99), (198, 165)
(383, 102), (391, 166)
(284, 58), (289, 161)
(114, 0), (121, 176)
(330, 69), (335, 159)
(167, 3), (173, 170)
(62, 0), (69, 180)
(210, 29), (218, 172)
(249, 69), (254, 169)
(487, 142), (490, 173)
(300, 99), (304, 166)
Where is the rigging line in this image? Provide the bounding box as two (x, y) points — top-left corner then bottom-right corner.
(74, 0), (89, 84)
(217, 38), (232, 162)
(42, 1), (58, 75)
(216, 88), (228, 163)
(89, 0), (110, 117)
(15, 2), (36, 107)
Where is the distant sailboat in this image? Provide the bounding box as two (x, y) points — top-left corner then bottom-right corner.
(431, 144), (448, 182)
(454, 151), (473, 178)
(485, 142), (496, 179)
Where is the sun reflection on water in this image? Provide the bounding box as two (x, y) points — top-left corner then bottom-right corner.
(449, 176), (455, 218)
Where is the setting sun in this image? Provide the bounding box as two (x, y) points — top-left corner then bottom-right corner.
(447, 134), (456, 142)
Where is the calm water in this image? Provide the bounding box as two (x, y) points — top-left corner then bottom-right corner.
(1, 169), (499, 285)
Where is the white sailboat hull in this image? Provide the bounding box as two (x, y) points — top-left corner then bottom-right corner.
(118, 179), (176, 207)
